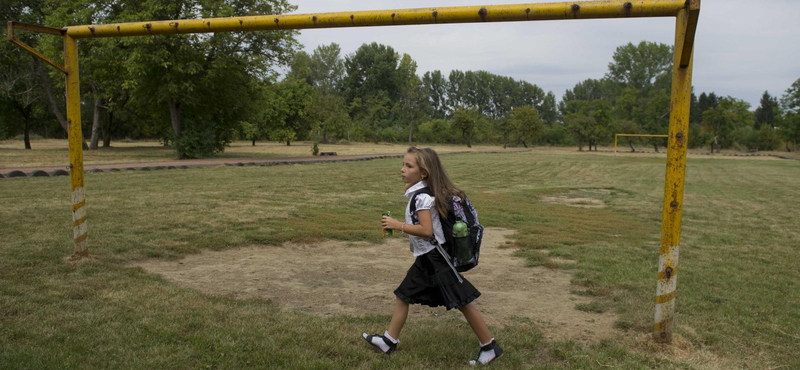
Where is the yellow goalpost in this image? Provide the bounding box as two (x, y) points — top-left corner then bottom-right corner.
(8, 0), (700, 344)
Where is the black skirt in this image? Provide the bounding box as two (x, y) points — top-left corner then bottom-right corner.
(394, 248), (481, 310)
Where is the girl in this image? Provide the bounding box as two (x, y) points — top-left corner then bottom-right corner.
(362, 147), (503, 366)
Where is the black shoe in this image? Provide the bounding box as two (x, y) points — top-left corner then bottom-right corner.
(361, 333), (398, 354)
(469, 339), (504, 365)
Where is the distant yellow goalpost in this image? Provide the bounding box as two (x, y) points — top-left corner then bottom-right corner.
(615, 134), (669, 155)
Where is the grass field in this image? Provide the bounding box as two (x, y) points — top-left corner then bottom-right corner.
(1, 145), (798, 369)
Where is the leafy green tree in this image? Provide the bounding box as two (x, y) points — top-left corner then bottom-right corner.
(447, 70), (466, 113)
(350, 91), (391, 144)
(452, 106), (480, 148)
(393, 54), (430, 143)
(495, 116), (513, 149)
(3, 0), (88, 148)
(538, 92), (560, 126)
(701, 97), (752, 152)
(698, 92), (719, 114)
(306, 90), (350, 143)
(289, 43), (345, 92)
(422, 70), (448, 119)
(616, 119), (644, 152)
(606, 41), (673, 94)
(288, 51), (314, 84)
(0, 43), (42, 149)
(780, 78), (800, 151)
(343, 42), (401, 103)
(754, 91), (780, 130)
(119, 0), (299, 150)
(268, 78), (313, 145)
(589, 99), (614, 150)
(565, 112), (600, 151)
(309, 43), (345, 92)
(509, 106), (545, 148)
(559, 78), (608, 116)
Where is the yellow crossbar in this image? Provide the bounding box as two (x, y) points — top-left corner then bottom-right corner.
(64, 0), (688, 39)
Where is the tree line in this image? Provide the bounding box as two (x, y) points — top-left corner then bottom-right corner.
(2, 1), (799, 157)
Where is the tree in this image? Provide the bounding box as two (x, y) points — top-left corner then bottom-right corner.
(350, 91), (391, 144)
(509, 106), (545, 148)
(447, 70), (467, 113)
(306, 90), (351, 143)
(0, 45), (41, 149)
(701, 97), (752, 152)
(422, 70), (448, 119)
(780, 78), (800, 151)
(565, 112), (600, 151)
(343, 42), (401, 103)
(289, 43), (345, 92)
(754, 91), (779, 130)
(2, 0), (90, 148)
(119, 0), (299, 150)
(559, 78), (608, 116)
(452, 106), (480, 148)
(494, 116), (513, 149)
(606, 41), (673, 94)
(309, 43), (345, 92)
(394, 53), (429, 143)
(268, 78), (313, 145)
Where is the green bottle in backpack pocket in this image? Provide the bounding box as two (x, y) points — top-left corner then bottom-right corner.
(452, 221), (472, 262)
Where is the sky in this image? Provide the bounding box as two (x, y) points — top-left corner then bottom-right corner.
(286, 0), (800, 109)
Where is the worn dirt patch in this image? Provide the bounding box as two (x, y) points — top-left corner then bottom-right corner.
(539, 188), (625, 209)
(131, 227), (617, 342)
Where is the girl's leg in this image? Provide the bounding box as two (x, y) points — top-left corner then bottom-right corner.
(387, 297), (410, 339)
(460, 303), (504, 365)
(458, 303), (492, 344)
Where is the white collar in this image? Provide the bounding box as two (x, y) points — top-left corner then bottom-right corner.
(404, 180), (428, 199)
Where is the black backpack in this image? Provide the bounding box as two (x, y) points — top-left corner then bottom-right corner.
(410, 187), (484, 275)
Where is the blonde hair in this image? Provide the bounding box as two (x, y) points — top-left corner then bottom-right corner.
(407, 147), (465, 218)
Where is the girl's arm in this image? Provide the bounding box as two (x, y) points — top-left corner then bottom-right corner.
(381, 210), (434, 239)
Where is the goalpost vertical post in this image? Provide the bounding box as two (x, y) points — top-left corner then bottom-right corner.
(65, 34), (88, 259)
(654, 0), (698, 343)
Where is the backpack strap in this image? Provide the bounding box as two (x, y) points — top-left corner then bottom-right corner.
(409, 187), (433, 225)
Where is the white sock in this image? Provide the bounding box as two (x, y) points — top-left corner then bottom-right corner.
(361, 331), (398, 353)
(470, 338), (496, 365)
(384, 331), (399, 344)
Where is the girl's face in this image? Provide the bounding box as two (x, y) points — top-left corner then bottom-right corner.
(401, 153), (426, 185)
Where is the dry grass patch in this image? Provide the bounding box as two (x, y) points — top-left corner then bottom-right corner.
(131, 228), (619, 343)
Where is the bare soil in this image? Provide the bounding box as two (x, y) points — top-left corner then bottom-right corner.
(131, 228), (618, 342)
(540, 189), (616, 209)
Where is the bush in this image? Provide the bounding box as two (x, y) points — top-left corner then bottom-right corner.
(271, 129), (296, 145)
(377, 125), (406, 143)
(311, 141), (319, 156)
(416, 119), (457, 144)
(542, 124), (568, 145)
(173, 119), (229, 159)
(732, 127), (759, 151)
(756, 126), (781, 151)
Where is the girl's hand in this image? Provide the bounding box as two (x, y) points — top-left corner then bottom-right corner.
(381, 216), (401, 231)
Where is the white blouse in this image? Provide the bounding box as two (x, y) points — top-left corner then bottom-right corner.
(404, 180), (446, 257)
